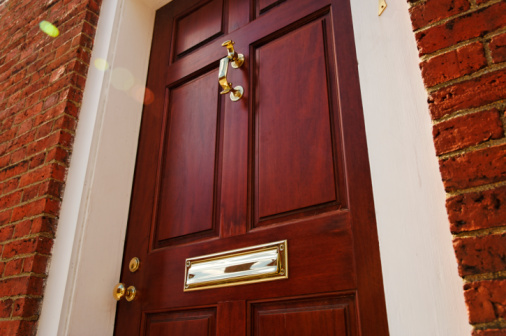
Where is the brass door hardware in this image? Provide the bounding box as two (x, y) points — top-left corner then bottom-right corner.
(129, 257), (140, 272)
(378, 0), (387, 15)
(113, 283), (137, 301)
(219, 40), (244, 102)
(184, 240), (288, 291)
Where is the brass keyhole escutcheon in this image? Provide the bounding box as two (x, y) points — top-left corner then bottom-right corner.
(129, 257), (140, 272)
(113, 283), (137, 301)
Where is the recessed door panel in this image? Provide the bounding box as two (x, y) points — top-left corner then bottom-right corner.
(254, 17), (339, 223)
(155, 71), (221, 245)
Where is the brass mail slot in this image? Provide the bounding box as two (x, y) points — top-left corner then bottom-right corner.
(184, 240), (288, 291)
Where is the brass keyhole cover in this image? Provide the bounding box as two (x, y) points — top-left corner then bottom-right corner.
(129, 257), (140, 272)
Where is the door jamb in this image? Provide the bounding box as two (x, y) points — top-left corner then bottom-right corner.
(37, 0), (470, 335)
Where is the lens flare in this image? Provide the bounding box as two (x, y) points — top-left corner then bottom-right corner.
(39, 21), (59, 37)
(132, 85), (155, 105)
(111, 67), (134, 91)
(93, 58), (110, 71)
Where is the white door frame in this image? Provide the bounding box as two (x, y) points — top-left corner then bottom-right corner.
(37, 0), (471, 335)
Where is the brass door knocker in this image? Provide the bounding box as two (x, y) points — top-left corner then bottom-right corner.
(218, 40), (244, 101)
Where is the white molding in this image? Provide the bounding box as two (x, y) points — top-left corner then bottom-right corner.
(38, 0), (471, 335)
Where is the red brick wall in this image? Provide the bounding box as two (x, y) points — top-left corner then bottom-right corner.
(0, 0), (101, 335)
(408, 0), (506, 334)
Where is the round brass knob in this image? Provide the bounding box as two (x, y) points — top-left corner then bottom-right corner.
(113, 283), (137, 301)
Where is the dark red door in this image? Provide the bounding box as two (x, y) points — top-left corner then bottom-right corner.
(114, 0), (389, 335)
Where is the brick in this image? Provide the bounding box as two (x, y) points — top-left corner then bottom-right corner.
(447, 186), (506, 233)
(433, 109), (504, 155)
(0, 191), (22, 209)
(409, 0), (470, 31)
(29, 152), (46, 169)
(428, 69), (506, 119)
(12, 297), (39, 317)
(464, 279), (506, 324)
(439, 144), (506, 191)
(4, 259), (23, 277)
(10, 148), (27, 165)
(0, 299), (12, 318)
(22, 254), (48, 274)
(0, 321), (36, 336)
(421, 42), (487, 87)
(13, 220), (32, 238)
(0, 226), (14, 241)
(473, 330), (506, 336)
(454, 233), (506, 276)
(30, 216), (56, 235)
(0, 210), (12, 226)
(2, 237), (53, 259)
(0, 276), (43, 297)
(415, 2), (506, 56)
(11, 197), (60, 222)
(490, 33), (506, 64)
(0, 161), (28, 181)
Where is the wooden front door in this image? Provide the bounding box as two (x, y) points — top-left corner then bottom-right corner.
(114, 0), (389, 335)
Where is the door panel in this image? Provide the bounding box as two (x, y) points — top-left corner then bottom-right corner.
(254, 15), (340, 223)
(114, 0), (388, 335)
(174, 0), (225, 58)
(155, 71), (221, 244)
(251, 295), (357, 336)
(144, 308), (217, 336)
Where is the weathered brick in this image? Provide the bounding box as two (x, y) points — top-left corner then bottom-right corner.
(415, 2), (506, 56)
(439, 144), (506, 191)
(11, 197), (60, 222)
(0, 299), (13, 318)
(13, 220), (32, 238)
(2, 237), (53, 259)
(429, 69), (506, 119)
(447, 186), (506, 233)
(4, 259), (23, 277)
(30, 216), (56, 235)
(473, 329), (506, 336)
(454, 233), (506, 276)
(22, 254), (48, 274)
(12, 297), (39, 317)
(409, 0), (470, 31)
(433, 109), (504, 155)
(0, 321), (36, 336)
(0, 276), (43, 297)
(421, 42), (487, 87)
(489, 33), (506, 64)
(464, 280), (506, 324)
(0, 191), (22, 209)
(0, 226), (14, 241)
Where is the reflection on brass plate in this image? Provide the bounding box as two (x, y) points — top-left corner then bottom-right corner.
(184, 240), (288, 291)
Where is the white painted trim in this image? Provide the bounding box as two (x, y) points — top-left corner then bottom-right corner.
(38, 0), (471, 335)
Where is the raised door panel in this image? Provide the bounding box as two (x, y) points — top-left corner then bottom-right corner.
(154, 71), (222, 245)
(251, 295), (357, 336)
(256, 0), (287, 16)
(254, 14), (343, 226)
(145, 308), (216, 336)
(174, 0), (225, 59)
